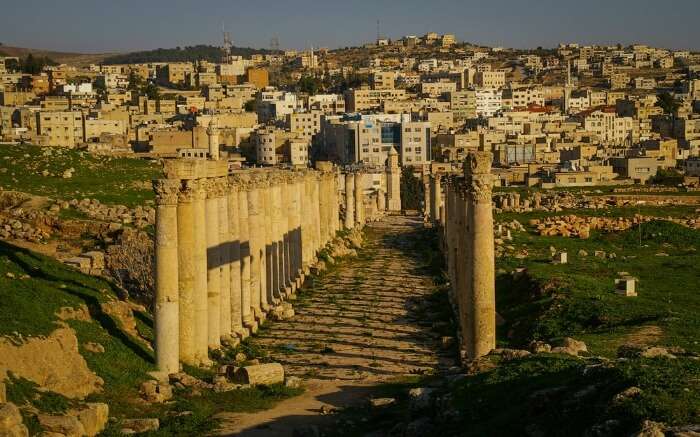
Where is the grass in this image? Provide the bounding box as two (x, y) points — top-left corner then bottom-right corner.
(0, 238), (300, 433)
(0, 143), (161, 206)
(495, 217), (700, 356)
(330, 211), (700, 436)
(446, 354), (700, 436)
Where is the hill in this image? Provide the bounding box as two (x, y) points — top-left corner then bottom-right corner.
(102, 44), (279, 65)
(0, 45), (114, 67)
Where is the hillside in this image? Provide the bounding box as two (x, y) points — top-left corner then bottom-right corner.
(0, 45), (115, 67)
(102, 44), (279, 65)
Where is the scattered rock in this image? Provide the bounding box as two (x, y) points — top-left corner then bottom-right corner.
(491, 348), (531, 361)
(369, 397), (396, 408)
(69, 403), (109, 436)
(83, 342), (105, 354)
(232, 363), (284, 386)
(284, 376), (302, 389)
(0, 327), (103, 399)
(613, 386), (642, 404)
(551, 337), (587, 356)
(139, 380), (173, 403)
(0, 402), (28, 437)
(529, 340), (552, 354)
(632, 420), (666, 437)
(120, 418), (159, 434)
(408, 387), (434, 411)
(37, 414), (86, 437)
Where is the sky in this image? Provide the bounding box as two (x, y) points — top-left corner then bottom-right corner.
(0, 0), (698, 53)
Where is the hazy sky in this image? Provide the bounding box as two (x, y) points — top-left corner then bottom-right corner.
(1, 0), (698, 53)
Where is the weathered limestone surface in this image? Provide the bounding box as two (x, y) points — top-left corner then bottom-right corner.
(176, 180), (196, 365)
(153, 161), (365, 372)
(153, 179), (180, 374)
(432, 151), (497, 363)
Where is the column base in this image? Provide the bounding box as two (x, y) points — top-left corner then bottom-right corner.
(243, 320), (258, 334)
(221, 334), (240, 348)
(234, 326), (250, 339)
(198, 357), (214, 368)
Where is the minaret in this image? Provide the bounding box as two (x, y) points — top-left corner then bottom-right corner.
(564, 59), (572, 114)
(386, 147), (401, 211)
(207, 117), (220, 161)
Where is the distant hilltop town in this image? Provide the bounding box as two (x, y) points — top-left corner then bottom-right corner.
(1, 32), (700, 187)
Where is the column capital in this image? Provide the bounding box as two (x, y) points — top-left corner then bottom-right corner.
(464, 151), (493, 177)
(205, 177), (227, 199)
(178, 179), (199, 203)
(467, 175), (494, 204)
(153, 179), (180, 206)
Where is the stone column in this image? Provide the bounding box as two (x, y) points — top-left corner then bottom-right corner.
(291, 176), (303, 287)
(153, 179), (180, 374)
(238, 180), (256, 333)
(218, 182), (232, 341)
(430, 174), (442, 225)
(176, 179), (196, 365)
(205, 177), (222, 350)
(464, 152), (496, 360)
(271, 177), (284, 302)
(331, 173), (341, 235)
(247, 178), (264, 322)
(456, 183), (470, 350)
(280, 177), (293, 295)
(344, 173), (355, 229)
(318, 174), (329, 246)
(262, 179), (274, 311)
(227, 177), (247, 338)
(312, 174), (321, 256)
(192, 179), (209, 364)
(423, 174), (431, 221)
(354, 172), (364, 226)
(377, 188), (386, 212)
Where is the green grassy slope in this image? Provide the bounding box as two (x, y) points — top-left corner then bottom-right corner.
(0, 144), (162, 206)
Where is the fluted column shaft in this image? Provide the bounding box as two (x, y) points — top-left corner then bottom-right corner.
(261, 180), (273, 311)
(464, 152), (496, 360)
(239, 186), (255, 331)
(205, 178), (222, 349)
(192, 180), (209, 363)
(247, 184), (264, 320)
(176, 180), (196, 365)
(227, 179), (246, 338)
(344, 173), (355, 230)
(354, 173), (364, 226)
(154, 179), (180, 374)
(218, 185), (231, 340)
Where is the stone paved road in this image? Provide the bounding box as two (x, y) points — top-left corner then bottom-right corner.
(215, 215), (454, 436)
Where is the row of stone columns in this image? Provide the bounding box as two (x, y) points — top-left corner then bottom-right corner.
(343, 172), (376, 229)
(428, 152), (497, 362)
(153, 160), (343, 374)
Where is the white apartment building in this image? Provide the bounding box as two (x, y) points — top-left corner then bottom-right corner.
(475, 88), (502, 117)
(583, 109), (638, 146)
(502, 86), (545, 109)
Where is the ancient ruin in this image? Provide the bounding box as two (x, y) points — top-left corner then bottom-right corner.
(426, 152), (497, 361)
(152, 159), (401, 373)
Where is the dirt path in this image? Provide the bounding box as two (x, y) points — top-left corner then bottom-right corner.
(214, 215), (454, 436)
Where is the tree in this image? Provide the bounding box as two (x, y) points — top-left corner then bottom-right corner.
(297, 76), (322, 94)
(244, 99), (256, 112)
(651, 168), (684, 186)
(400, 166), (424, 211)
(656, 92), (680, 115)
(141, 82), (160, 101)
(127, 71), (144, 91)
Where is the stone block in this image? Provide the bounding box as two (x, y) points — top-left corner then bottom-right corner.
(615, 277), (637, 297)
